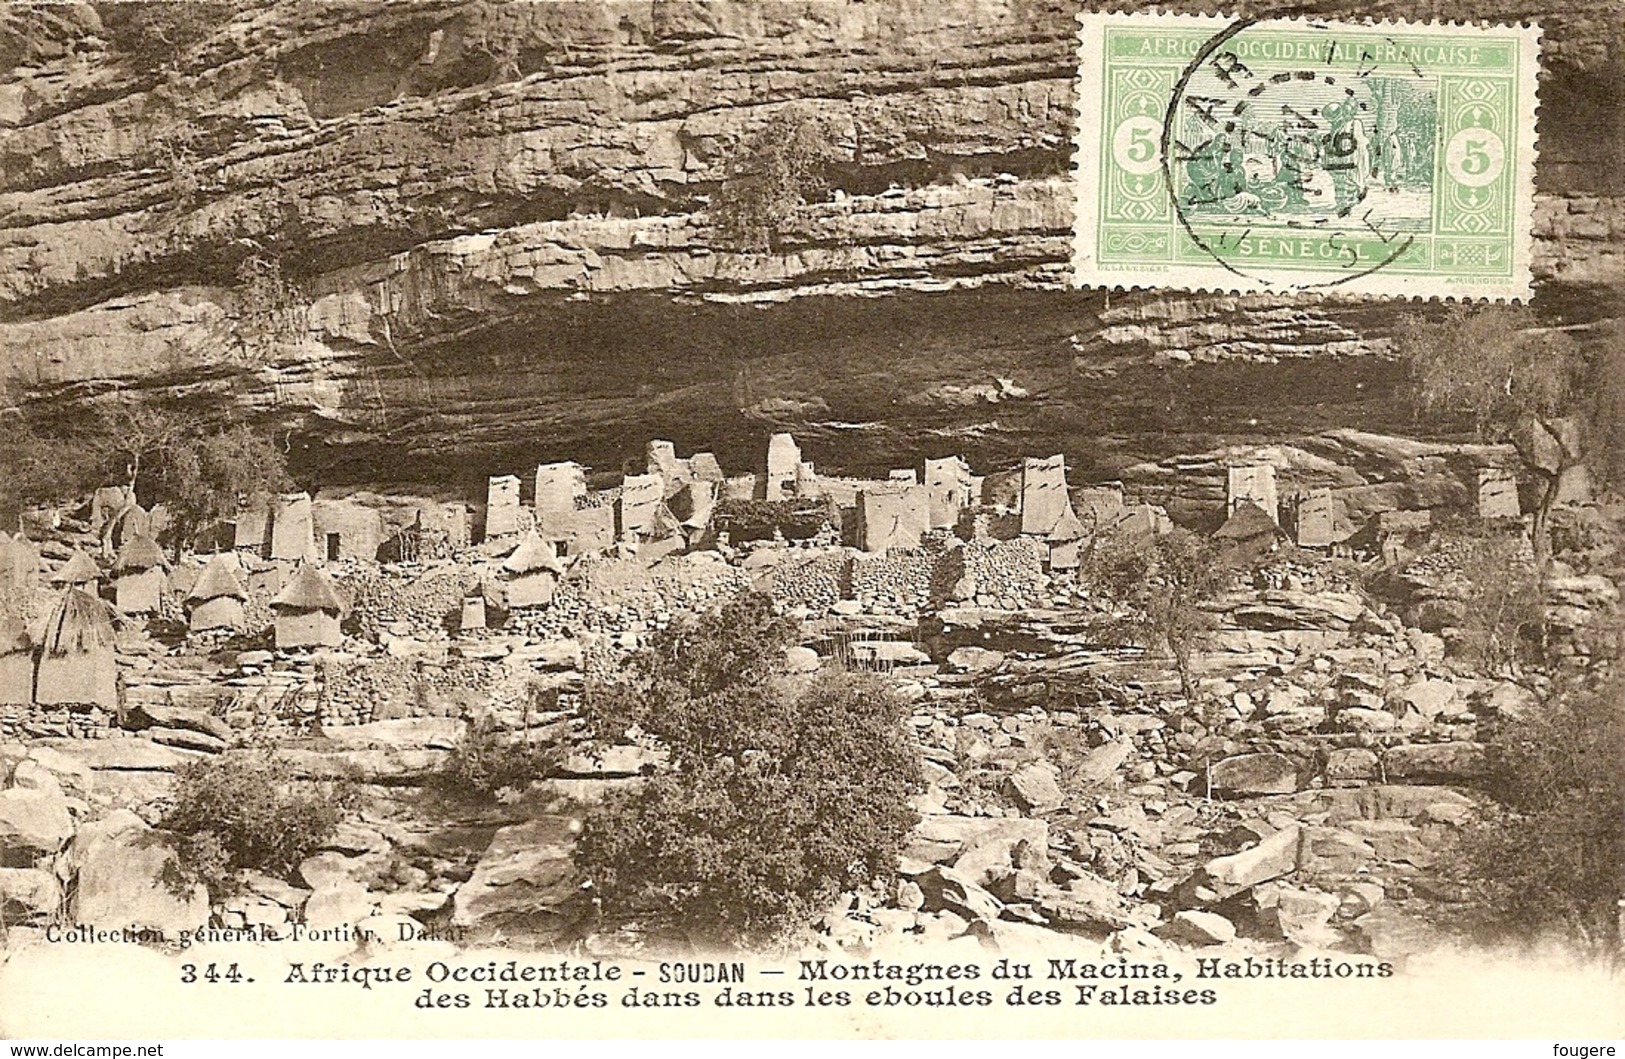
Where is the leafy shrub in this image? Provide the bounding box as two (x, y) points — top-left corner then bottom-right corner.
(1450, 533), (1547, 674)
(161, 751), (356, 897)
(1447, 671), (1625, 954)
(575, 593), (921, 941)
(1081, 528), (1226, 706)
(441, 713), (563, 801)
(708, 109), (837, 251)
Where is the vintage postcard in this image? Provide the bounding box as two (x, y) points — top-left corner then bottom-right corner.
(1074, 13), (1541, 299)
(0, 0), (1621, 1044)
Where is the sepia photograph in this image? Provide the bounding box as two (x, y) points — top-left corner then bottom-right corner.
(0, 0), (1619, 1041)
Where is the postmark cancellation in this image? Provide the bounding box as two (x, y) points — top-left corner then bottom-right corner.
(1073, 12), (1540, 300)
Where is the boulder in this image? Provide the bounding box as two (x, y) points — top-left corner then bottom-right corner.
(945, 647), (1005, 674)
(1032, 875), (1139, 934)
(0, 785), (75, 856)
(782, 646), (821, 674)
(1352, 905), (1442, 959)
(1323, 748), (1379, 786)
(1336, 707), (1398, 734)
(453, 816), (581, 934)
(1382, 743), (1488, 783)
(1229, 591), (1366, 630)
(1202, 825), (1300, 897)
(128, 703), (233, 743)
(66, 810), (208, 932)
(0, 867), (62, 921)
(23, 747), (95, 796)
(908, 815), (1048, 886)
(1296, 826), (1376, 875)
(911, 864), (1003, 924)
(1207, 753), (1299, 797)
(145, 727), (228, 754)
(1400, 679), (1458, 720)
(55, 739), (194, 772)
(1003, 763), (1064, 813)
(1259, 885), (1341, 946)
(1161, 909), (1237, 946)
(1074, 740), (1131, 784)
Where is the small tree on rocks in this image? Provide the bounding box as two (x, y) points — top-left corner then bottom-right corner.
(575, 593), (921, 941)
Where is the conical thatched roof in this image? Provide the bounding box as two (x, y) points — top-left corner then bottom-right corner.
(113, 534), (166, 575)
(188, 554), (247, 602)
(1214, 500), (1282, 541)
(271, 562), (345, 614)
(503, 530), (566, 576)
(40, 587), (117, 657)
(53, 549), (101, 585)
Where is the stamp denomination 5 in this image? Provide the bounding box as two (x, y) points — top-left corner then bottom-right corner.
(1074, 13), (1540, 300)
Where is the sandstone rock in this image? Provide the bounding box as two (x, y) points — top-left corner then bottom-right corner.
(8, 760), (61, 796)
(1296, 827), (1375, 875)
(910, 815), (1048, 885)
(782, 646), (821, 674)
(1230, 591), (1366, 630)
(67, 810), (207, 931)
(129, 703), (233, 743)
(1161, 909), (1237, 946)
(453, 816), (581, 934)
(1032, 875), (1137, 934)
(0, 786), (74, 856)
(1203, 825), (1300, 897)
(317, 718), (464, 751)
(145, 727), (228, 754)
(912, 864), (1003, 925)
(0, 867), (61, 921)
(22, 747), (94, 796)
(1074, 740), (1131, 784)
(53, 739), (193, 772)
(1003, 763), (1064, 813)
(1400, 679), (1457, 719)
(945, 647), (1004, 673)
(1258, 884), (1341, 946)
(303, 882), (377, 931)
(1382, 742), (1487, 783)
(1352, 905), (1441, 959)
(1336, 707), (1398, 734)
(1346, 819), (1434, 865)
(1324, 747), (1379, 786)
(1207, 753), (1298, 796)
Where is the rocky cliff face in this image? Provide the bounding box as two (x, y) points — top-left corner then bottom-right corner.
(0, 0), (1620, 486)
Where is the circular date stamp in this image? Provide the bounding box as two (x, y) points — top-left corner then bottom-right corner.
(1159, 18), (1436, 290)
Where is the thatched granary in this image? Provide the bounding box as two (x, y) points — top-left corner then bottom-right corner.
(1214, 500), (1287, 564)
(52, 549), (101, 593)
(34, 588), (118, 710)
(502, 530), (566, 608)
(186, 554), (248, 633)
(112, 535), (168, 614)
(0, 615), (32, 706)
(270, 562), (345, 649)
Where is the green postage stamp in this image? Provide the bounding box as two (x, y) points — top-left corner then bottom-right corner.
(1074, 13), (1540, 299)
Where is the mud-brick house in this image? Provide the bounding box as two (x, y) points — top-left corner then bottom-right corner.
(112, 535), (168, 614)
(270, 563), (345, 649)
(0, 532), (40, 591)
(52, 549), (102, 594)
(186, 554), (248, 633)
(34, 588), (119, 710)
(0, 616), (32, 706)
(312, 495), (386, 561)
(503, 530), (567, 608)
